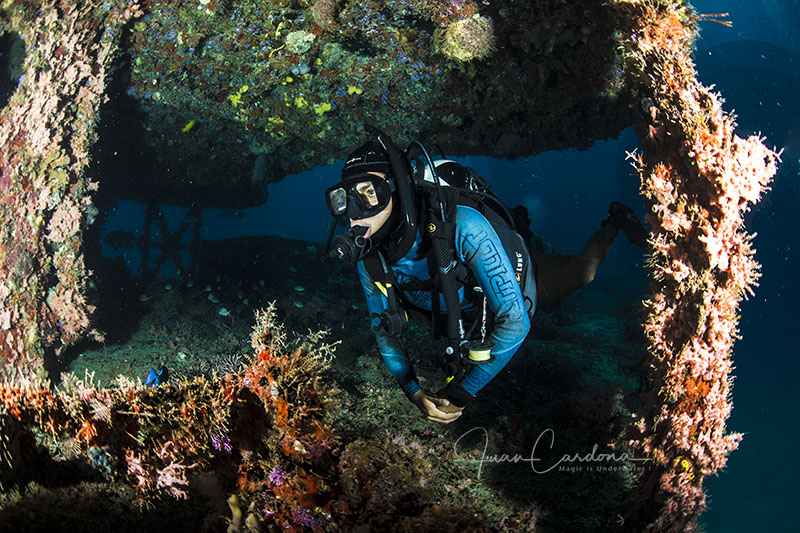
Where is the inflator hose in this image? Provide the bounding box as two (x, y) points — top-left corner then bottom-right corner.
(426, 201), (462, 360)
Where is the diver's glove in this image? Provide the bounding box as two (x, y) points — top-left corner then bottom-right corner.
(433, 398), (465, 418)
(438, 381), (475, 409)
(411, 389), (462, 424)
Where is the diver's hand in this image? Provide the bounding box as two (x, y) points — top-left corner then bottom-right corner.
(411, 390), (462, 424)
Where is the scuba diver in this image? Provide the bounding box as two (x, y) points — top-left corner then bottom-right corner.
(323, 127), (647, 424)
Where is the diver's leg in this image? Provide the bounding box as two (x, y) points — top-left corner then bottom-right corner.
(533, 202), (647, 302)
(533, 223), (618, 302)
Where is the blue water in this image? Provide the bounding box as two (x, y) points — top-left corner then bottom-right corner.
(99, 1), (799, 529)
(689, 2), (799, 531)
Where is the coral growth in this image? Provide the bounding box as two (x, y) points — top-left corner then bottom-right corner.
(435, 14), (496, 62)
(1, 305), (338, 525)
(311, 0), (342, 31)
(0, 1), (141, 370)
(610, 1), (779, 530)
(413, 0), (480, 27)
(1, 306), (488, 530)
(100, 0), (628, 201)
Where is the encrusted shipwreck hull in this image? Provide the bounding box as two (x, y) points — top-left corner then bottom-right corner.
(91, 0), (633, 207)
(614, 3), (778, 531)
(1, 306), (487, 530)
(1, 2), (142, 374)
(0, 0), (779, 530)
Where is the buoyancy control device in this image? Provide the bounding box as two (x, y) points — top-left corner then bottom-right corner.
(324, 127), (537, 404)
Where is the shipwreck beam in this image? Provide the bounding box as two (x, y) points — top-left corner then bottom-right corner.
(0, 1), (142, 371)
(612, 2), (778, 531)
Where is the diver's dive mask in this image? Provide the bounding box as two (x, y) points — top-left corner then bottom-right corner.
(323, 130), (419, 264)
(324, 174), (396, 221)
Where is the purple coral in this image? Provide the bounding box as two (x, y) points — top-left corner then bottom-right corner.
(292, 507), (326, 528)
(211, 432), (232, 453)
(268, 465), (287, 486)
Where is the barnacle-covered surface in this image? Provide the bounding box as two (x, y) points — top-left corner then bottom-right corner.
(93, 0), (632, 207)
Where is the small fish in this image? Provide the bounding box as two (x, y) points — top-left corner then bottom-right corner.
(182, 120), (196, 132)
(219, 210), (244, 219)
(145, 365), (169, 386)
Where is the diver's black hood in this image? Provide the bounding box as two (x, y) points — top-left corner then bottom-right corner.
(368, 201), (402, 249)
(341, 141), (393, 180)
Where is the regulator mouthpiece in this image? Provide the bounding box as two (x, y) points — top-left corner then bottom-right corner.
(329, 225), (371, 264)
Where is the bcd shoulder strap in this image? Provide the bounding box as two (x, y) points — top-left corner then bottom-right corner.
(364, 169), (538, 341)
(422, 182), (538, 321)
(419, 185), (463, 347)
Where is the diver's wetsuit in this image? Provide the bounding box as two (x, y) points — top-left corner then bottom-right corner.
(358, 205), (534, 401)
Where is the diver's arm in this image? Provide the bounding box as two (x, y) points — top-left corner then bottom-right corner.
(454, 206), (531, 396)
(357, 262), (421, 399)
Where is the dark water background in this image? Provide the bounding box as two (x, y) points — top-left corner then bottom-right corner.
(98, 1), (799, 530)
(687, 2), (798, 531)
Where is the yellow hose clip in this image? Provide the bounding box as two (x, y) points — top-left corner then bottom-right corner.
(375, 282), (391, 298)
